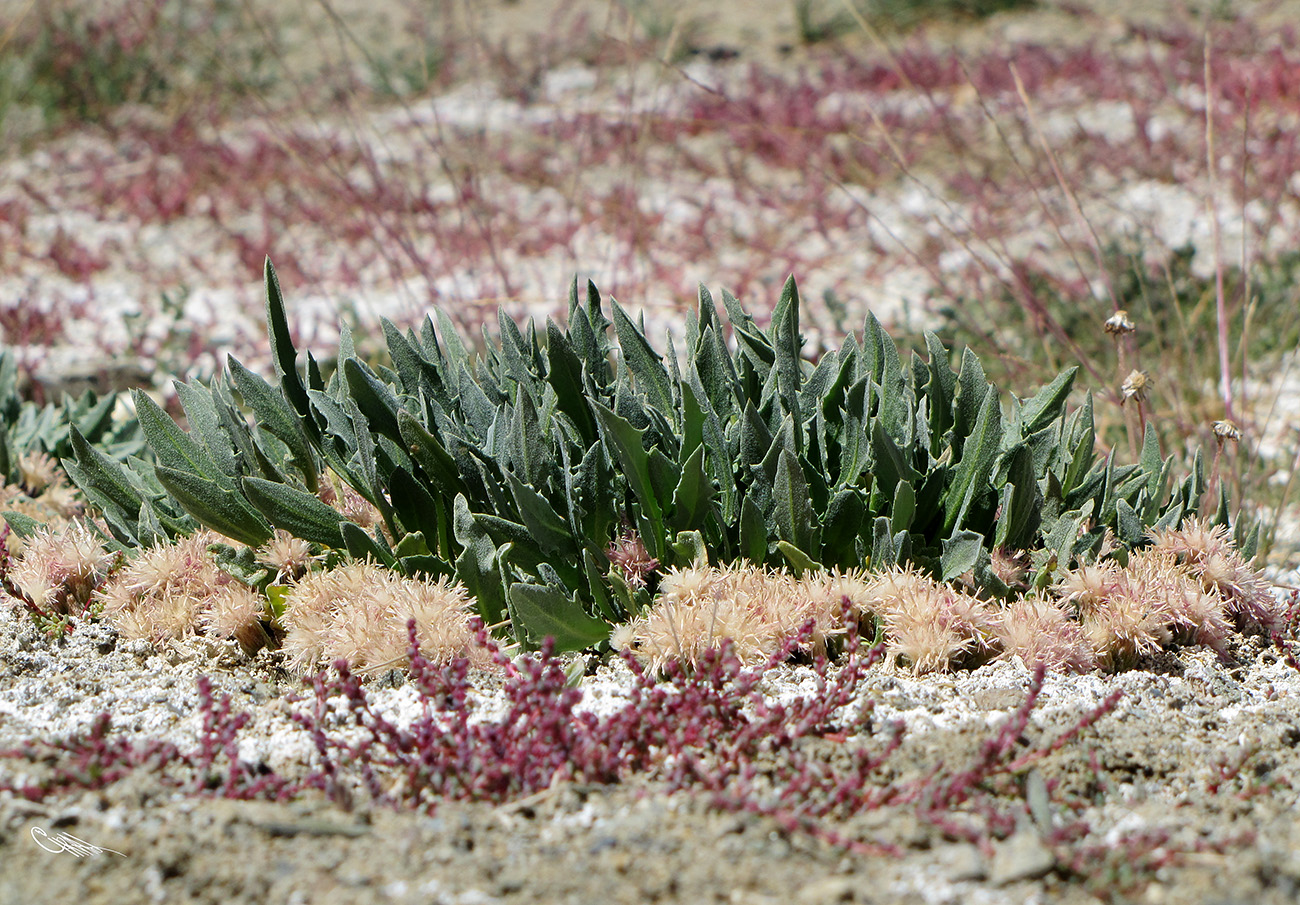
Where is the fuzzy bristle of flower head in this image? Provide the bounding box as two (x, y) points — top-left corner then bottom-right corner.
(1192, 549), (1281, 635)
(863, 566), (945, 623)
(996, 598), (1094, 673)
(608, 620), (641, 654)
(112, 591), (204, 644)
(607, 528), (659, 590)
(256, 529), (318, 583)
(379, 574), (483, 671)
(17, 451), (59, 495)
(657, 565), (717, 604)
(884, 591), (970, 674)
(625, 587), (769, 674)
(1053, 560), (1124, 617)
(106, 531), (221, 606)
(810, 567), (877, 619)
(1149, 518), (1234, 564)
(279, 562), (482, 673)
(989, 548), (1031, 592)
(1081, 587), (1170, 671)
(9, 520), (113, 615)
(1126, 549), (1231, 652)
(40, 480), (83, 519)
(877, 579), (995, 673)
(200, 584), (271, 655)
(1151, 519), (1280, 635)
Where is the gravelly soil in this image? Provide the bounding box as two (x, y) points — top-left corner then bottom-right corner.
(3, 599), (1300, 905)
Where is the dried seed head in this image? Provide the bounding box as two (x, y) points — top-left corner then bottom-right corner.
(1120, 369), (1151, 404)
(1212, 419), (1241, 443)
(1103, 309), (1136, 336)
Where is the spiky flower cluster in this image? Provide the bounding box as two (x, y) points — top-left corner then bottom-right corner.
(96, 530), (270, 653)
(610, 564), (873, 673)
(616, 520), (1281, 675)
(279, 560), (487, 674)
(256, 529), (319, 584)
(6, 520), (114, 616)
(0, 452), (83, 542)
(1149, 519), (1279, 634)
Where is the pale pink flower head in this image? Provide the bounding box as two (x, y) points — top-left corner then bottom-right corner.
(97, 530), (269, 652)
(8, 520), (113, 616)
(870, 567), (997, 673)
(256, 529), (318, 583)
(1150, 518), (1281, 635)
(996, 597), (1094, 673)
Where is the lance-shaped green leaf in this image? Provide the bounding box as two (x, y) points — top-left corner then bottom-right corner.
(508, 582), (609, 652)
(228, 355), (318, 490)
(866, 312), (908, 441)
(264, 258), (313, 428)
(818, 490), (864, 568)
(1115, 497), (1145, 547)
(1017, 366), (1076, 437)
(771, 276), (803, 453)
(453, 495), (507, 626)
(389, 466), (443, 548)
(592, 400), (661, 526)
(669, 444), (716, 532)
(924, 332), (956, 451)
(545, 318), (597, 444)
(342, 521), (396, 568)
(132, 389), (225, 485)
(943, 387), (1003, 535)
(155, 465), (272, 547)
(505, 471), (575, 557)
(777, 540), (821, 577)
(136, 497), (167, 547)
(993, 442), (1041, 550)
(2, 511), (43, 540)
(611, 300), (674, 419)
(951, 347), (989, 453)
(61, 425), (145, 542)
(773, 448), (815, 556)
(344, 358), (404, 444)
(870, 418), (917, 510)
(583, 549), (619, 622)
(722, 287), (775, 378)
(243, 476), (346, 548)
(941, 529), (985, 581)
(398, 411), (466, 499)
(382, 318), (437, 397)
(891, 479), (916, 535)
(870, 516), (897, 569)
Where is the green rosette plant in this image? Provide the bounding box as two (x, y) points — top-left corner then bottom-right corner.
(63, 259), (1248, 652)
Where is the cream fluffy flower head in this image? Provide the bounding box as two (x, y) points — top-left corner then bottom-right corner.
(279, 561), (486, 674)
